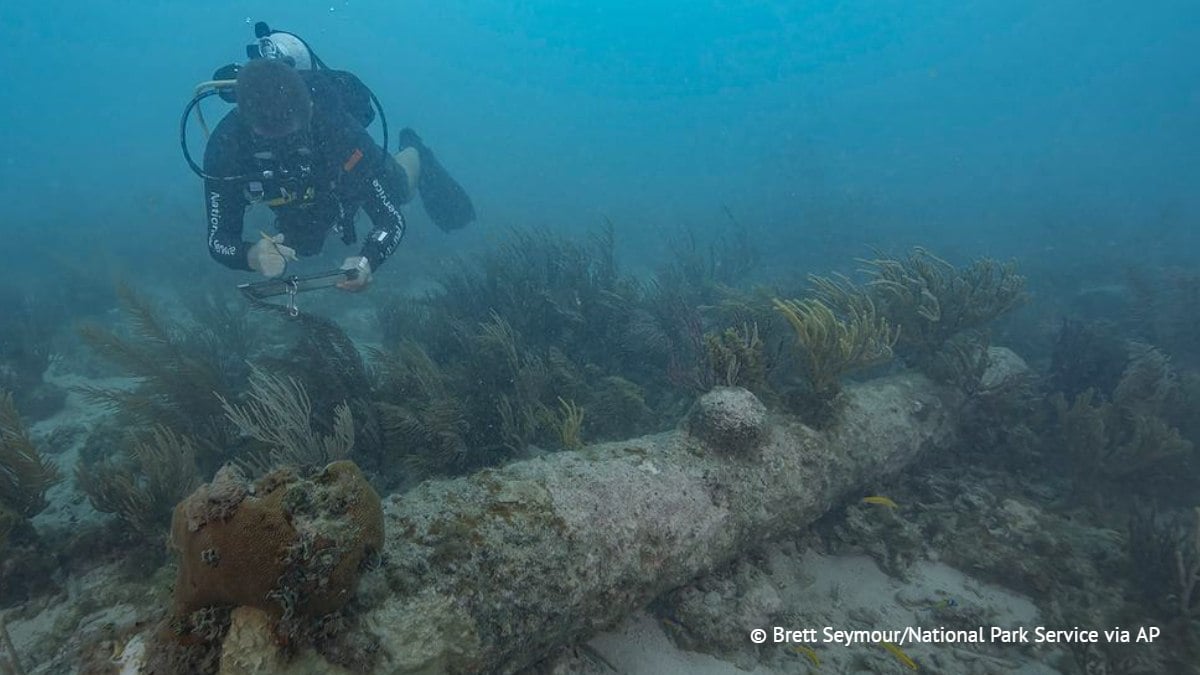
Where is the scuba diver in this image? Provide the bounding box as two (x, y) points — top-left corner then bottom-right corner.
(185, 24), (475, 293)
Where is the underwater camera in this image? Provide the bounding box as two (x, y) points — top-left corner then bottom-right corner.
(179, 21), (389, 183)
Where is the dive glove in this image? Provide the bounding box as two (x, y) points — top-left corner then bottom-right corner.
(247, 233), (297, 278)
(337, 256), (372, 292)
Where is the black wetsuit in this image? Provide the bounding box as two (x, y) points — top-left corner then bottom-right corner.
(203, 70), (407, 272)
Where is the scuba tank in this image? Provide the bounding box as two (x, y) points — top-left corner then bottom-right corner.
(208, 24), (316, 103)
(247, 24), (317, 69)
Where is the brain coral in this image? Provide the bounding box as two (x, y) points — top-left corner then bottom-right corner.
(170, 460), (383, 622)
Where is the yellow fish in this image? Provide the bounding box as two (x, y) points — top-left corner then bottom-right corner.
(861, 496), (898, 509)
(879, 641), (918, 670)
(791, 644), (820, 667)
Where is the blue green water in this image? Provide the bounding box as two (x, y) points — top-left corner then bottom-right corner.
(0, 1), (1195, 276)
(0, 3), (1198, 672)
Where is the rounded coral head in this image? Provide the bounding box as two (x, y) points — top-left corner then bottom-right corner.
(235, 58), (313, 138)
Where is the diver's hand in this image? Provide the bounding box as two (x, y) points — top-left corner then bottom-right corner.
(247, 233), (297, 279)
(338, 256), (372, 292)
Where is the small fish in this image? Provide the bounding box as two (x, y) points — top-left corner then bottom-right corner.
(791, 644), (820, 667)
(879, 641), (918, 670)
(660, 614), (686, 632)
(861, 495), (898, 509)
(929, 597), (958, 611)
